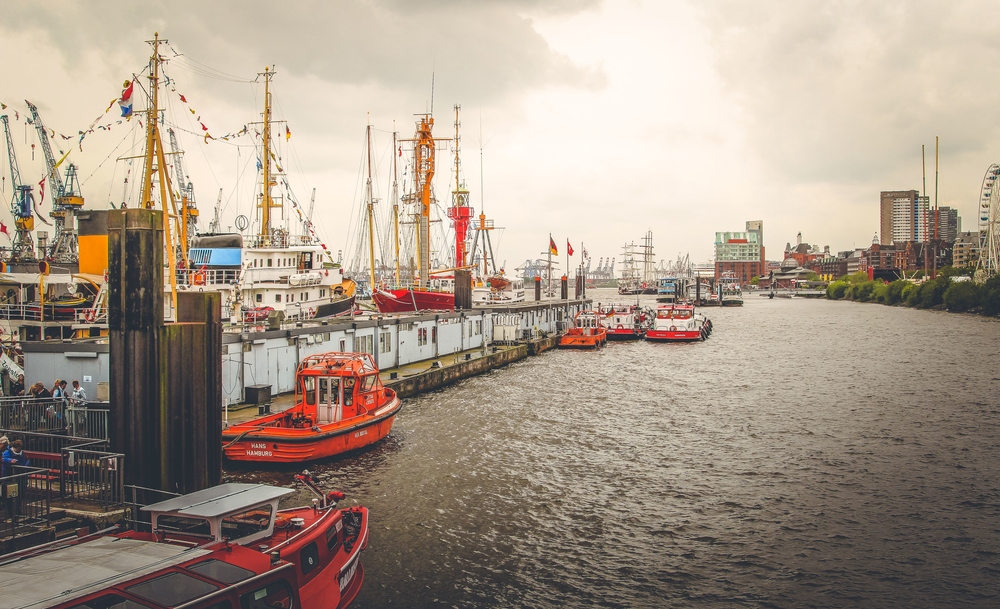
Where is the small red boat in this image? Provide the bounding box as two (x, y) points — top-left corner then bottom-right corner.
(372, 286), (454, 313)
(558, 310), (608, 349)
(645, 303), (710, 342)
(598, 303), (654, 340)
(0, 474), (368, 609)
(222, 352), (402, 463)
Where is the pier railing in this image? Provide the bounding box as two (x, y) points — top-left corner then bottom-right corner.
(123, 485), (180, 533)
(0, 397), (109, 440)
(0, 465), (55, 545)
(0, 429), (122, 509)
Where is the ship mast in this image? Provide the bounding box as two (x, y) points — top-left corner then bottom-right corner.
(391, 127), (401, 286)
(447, 104), (473, 270)
(407, 115), (435, 289)
(139, 32), (179, 314)
(364, 121), (377, 293)
(258, 66), (277, 245)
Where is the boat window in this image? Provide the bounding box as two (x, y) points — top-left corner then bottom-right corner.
(267, 259), (273, 267)
(360, 374), (377, 392)
(326, 519), (343, 552)
(221, 505), (273, 540)
(66, 594), (152, 609)
(303, 376), (316, 405)
(256, 294), (263, 303)
(343, 378), (355, 407)
(155, 515), (212, 536)
(300, 541), (320, 575)
(127, 572), (219, 607)
(239, 580), (294, 609)
(275, 295), (281, 303)
(188, 559), (256, 584)
(318, 377), (340, 404)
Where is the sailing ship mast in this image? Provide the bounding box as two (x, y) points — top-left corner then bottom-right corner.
(364, 121), (377, 292)
(258, 67), (278, 246)
(138, 32), (180, 313)
(447, 104), (472, 270)
(401, 114), (446, 289)
(391, 127), (401, 286)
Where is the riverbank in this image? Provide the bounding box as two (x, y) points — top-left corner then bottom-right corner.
(825, 269), (1000, 317)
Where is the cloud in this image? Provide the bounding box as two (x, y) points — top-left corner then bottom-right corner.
(696, 0), (1000, 185)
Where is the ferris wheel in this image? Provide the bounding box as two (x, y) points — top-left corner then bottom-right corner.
(977, 164), (1000, 279)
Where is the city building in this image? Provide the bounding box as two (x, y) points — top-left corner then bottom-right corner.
(715, 221), (766, 284)
(881, 190), (918, 244)
(953, 231), (980, 268)
(928, 206), (960, 244)
(783, 232), (827, 268)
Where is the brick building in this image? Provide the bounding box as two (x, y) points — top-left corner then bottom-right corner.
(715, 221), (765, 284)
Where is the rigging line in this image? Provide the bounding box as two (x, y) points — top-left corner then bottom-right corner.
(79, 126), (142, 187)
(165, 44), (255, 83)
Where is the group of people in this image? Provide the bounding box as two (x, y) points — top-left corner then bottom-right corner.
(26, 379), (87, 402)
(0, 435), (30, 478)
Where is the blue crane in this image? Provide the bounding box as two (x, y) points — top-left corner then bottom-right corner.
(1, 114), (38, 262)
(25, 100), (84, 263)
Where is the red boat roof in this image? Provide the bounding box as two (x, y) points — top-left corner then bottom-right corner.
(298, 352), (380, 376)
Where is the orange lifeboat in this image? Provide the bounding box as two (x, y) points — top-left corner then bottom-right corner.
(558, 310), (608, 349)
(222, 352), (402, 463)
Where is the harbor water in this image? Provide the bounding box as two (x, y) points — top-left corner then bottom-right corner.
(227, 290), (1000, 608)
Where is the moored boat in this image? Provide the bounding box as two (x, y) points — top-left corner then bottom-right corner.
(718, 271), (744, 306)
(645, 303), (710, 342)
(598, 302), (653, 340)
(558, 310), (607, 349)
(0, 475), (368, 609)
(222, 352), (402, 463)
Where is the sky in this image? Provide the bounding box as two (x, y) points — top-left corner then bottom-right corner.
(1, 0), (997, 273)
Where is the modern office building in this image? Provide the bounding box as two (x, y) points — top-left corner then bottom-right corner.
(715, 220), (765, 283)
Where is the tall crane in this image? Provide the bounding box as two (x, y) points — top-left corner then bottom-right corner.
(25, 100), (84, 263)
(2, 114), (38, 262)
(167, 127), (198, 258)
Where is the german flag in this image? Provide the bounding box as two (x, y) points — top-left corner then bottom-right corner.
(549, 236), (558, 256)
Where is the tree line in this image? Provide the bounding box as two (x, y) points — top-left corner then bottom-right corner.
(825, 268), (1000, 316)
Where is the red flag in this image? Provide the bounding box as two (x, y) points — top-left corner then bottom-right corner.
(0, 221), (8, 238)
(567, 240), (574, 256)
(179, 94), (187, 103)
(38, 177), (45, 203)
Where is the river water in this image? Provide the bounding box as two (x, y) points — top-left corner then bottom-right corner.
(227, 290), (1000, 608)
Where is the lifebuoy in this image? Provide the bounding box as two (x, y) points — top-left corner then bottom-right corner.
(669, 326), (677, 331)
(308, 307), (316, 317)
(84, 309), (96, 323)
(192, 272), (206, 286)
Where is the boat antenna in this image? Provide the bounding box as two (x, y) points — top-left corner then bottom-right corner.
(430, 70), (435, 115)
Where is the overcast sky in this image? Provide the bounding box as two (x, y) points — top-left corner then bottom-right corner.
(1, 0), (996, 272)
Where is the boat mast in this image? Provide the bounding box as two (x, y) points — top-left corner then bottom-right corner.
(408, 114), (435, 289)
(258, 66), (276, 245)
(447, 104), (472, 269)
(365, 121), (377, 293)
(139, 32), (179, 314)
(391, 126), (401, 286)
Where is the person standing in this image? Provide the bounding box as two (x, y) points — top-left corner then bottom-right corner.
(2, 439), (30, 477)
(70, 380), (87, 402)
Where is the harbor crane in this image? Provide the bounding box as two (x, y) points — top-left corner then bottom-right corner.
(167, 127), (199, 255)
(2, 114), (38, 262)
(25, 100), (84, 263)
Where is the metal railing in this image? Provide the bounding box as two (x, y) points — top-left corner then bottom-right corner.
(0, 429), (121, 509)
(0, 398), (109, 440)
(0, 397), (69, 434)
(0, 466), (54, 544)
(176, 267), (240, 287)
(65, 447), (125, 508)
(123, 485), (180, 532)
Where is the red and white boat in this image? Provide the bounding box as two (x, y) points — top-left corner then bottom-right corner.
(0, 475), (368, 609)
(598, 303), (654, 340)
(558, 310), (608, 349)
(372, 276), (455, 313)
(222, 352), (402, 463)
(645, 303), (710, 342)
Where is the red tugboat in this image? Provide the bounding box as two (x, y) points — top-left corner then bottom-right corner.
(558, 310), (608, 349)
(598, 303), (654, 340)
(645, 303), (710, 342)
(0, 474), (368, 609)
(222, 352), (402, 463)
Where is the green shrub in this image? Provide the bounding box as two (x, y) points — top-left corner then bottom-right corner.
(981, 275), (1000, 316)
(872, 282), (890, 303)
(853, 281), (875, 302)
(827, 281), (848, 299)
(943, 281), (981, 312)
(917, 277), (949, 309)
(885, 280), (907, 305)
